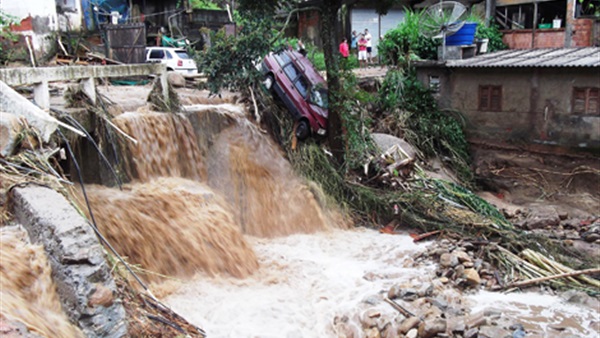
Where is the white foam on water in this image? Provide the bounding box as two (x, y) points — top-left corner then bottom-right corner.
(467, 290), (599, 336)
(166, 228), (430, 337)
(166, 227), (599, 338)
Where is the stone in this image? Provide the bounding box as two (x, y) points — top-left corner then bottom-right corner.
(463, 268), (481, 287)
(398, 316), (421, 334)
(11, 186), (128, 337)
(0, 112), (23, 158)
(361, 309), (381, 328)
(466, 312), (488, 329)
(522, 205), (560, 229)
(452, 250), (472, 263)
(440, 253), (459, 267)
(405, 328), (418, 338)
(417, 283), (434, 297)
(417, 317), (446, 338)
(463, 261), (474, 268)
(464, 327), (478, 338)
(388, 285), (400, 299)
(399, 288), (419, 301)
(438, 277), (449, 284)
(167, 72), (186, 87)
(446, 317), (466, 334)
(364, 327), (380, 338)
(371, 133), (418, 160)
(478, 325), (511, 338)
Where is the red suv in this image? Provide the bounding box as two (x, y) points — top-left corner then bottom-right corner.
(260, 48), (328, 140)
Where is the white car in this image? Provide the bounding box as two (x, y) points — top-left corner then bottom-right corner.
(145, 47), (198, 75)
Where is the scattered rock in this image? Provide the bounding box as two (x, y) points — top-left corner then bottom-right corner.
(452, 250), (471, 263)
(440, 253), (459, 267)
(405, 328), (418, 338)
(463, 268), (481, 287)
(466, 312), (488, 329)
(464, 327), (479, 338)
(417, 317), (446, 338)
(521, 205), (560, 229)
(478, 325), (511, 338)
(364, 327), (380, 338)
(398, 316), (421, 334)
(361, 309), (381, 328)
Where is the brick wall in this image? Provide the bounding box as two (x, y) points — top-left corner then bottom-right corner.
(502, 18), (595, 49)
(572, 19), (593, 47)
(535, 29), (567, 48)
(502, 29), (566, 49)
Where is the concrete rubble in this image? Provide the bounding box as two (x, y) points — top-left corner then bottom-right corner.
(0, 112), (23, 157)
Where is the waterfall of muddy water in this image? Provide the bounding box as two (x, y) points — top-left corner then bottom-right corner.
(82, 177), (258, 281)
(207, 125), (346, 237)
(113, 112), (205, 182)
(0, 226), (83, 337)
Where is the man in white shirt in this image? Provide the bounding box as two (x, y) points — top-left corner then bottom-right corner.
(364, 28), (373, 65)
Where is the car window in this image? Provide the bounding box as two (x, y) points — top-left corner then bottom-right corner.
(295, 76), (309, 98)
(165, 50), (173, 59)
(175, 51), (191, 59)
(149, 50), (164, 59)
(284, 64), (300, 82)
(310, 87), (328, 109)
(275, 52), (292, 67)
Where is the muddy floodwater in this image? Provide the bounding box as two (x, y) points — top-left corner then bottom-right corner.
(165, 228), (599, 338)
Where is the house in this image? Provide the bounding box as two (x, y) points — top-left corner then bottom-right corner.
(414, 48), (600, 150)
(494, 0), (599, 48)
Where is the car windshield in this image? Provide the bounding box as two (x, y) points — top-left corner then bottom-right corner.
(309, 87), (328, 109)
(175, 51), (191, 59)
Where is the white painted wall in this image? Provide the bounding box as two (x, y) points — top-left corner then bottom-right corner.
(57, 0), (84, 31)
(1, 0), (60, 56)
(1, 0), (58, 28)
(350, 8), (405, 56)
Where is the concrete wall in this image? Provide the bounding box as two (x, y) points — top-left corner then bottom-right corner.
(3, 0), (58, 56)
(416, 65), (600, 149)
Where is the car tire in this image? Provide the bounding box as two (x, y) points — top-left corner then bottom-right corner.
(263, 74), (274, 91)
(295, 120), (310, 141)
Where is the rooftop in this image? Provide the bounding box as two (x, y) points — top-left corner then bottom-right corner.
(445, 47), (600, 68)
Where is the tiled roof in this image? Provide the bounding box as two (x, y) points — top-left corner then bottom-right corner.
(446, 47), (600, 68)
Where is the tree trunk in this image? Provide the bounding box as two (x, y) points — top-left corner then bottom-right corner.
(320, 0), (345, 165)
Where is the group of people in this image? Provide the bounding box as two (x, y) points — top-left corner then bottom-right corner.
(338, 28), (373, 68)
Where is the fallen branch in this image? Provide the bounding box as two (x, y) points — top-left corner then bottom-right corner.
(384, 297), (415, 317)
(102, 116), (138, 145)
(249, 86), (260, 124)
(505, 268), (600, 289)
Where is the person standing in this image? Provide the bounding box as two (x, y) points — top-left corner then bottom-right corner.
(357, 34), (368, 68)
(364, 28), (373, 65)
(339, 38), (349, 69)
(350, 30), (358, 52)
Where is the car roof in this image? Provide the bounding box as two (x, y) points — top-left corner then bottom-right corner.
(147, 47), (187, 52)
(281, 49), (327, 88)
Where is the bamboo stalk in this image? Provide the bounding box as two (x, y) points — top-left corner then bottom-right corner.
(505, 268), (600, 289)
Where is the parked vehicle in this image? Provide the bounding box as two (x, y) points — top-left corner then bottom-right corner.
(260, 48), (328, 140)
(145, 47), (198, 75)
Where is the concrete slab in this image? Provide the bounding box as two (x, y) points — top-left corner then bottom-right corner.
(11, 186), (128, 337)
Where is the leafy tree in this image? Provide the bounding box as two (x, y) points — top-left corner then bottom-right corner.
(0, 10), (18, 65)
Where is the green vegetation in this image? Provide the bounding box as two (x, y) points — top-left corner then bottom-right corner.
(0, 10), (19, 65)
(466, 14), (507, 53)
(378, 9), (439, 66)
(190, 0), (221, 10)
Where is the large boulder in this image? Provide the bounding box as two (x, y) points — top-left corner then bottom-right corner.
(371, 133), (418, 160)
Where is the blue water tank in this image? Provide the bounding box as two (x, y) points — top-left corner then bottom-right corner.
(445, 22), (477, 46)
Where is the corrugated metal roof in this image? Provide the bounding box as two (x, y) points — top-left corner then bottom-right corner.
(446, 48), (600, 68)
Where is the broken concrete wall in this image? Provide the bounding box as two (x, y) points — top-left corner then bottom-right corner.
(10, 186), (128, 337)
(3, 0), (58, 58)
